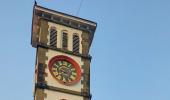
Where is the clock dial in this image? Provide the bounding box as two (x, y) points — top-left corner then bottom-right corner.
(48, 55), (81, 85)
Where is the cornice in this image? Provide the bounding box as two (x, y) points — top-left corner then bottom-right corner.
(34, 42), (92, 60)
(33, 4), (97, 47)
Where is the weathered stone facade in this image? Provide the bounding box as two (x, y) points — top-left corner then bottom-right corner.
(31, 3), (96, 100)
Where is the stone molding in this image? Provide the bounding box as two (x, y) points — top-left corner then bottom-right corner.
(35, 43), (92, 60)
(31, 4), (97, 48)
(35, 83), (92, 99)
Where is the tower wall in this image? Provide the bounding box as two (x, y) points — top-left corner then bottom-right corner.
(31, 4), (96, 100)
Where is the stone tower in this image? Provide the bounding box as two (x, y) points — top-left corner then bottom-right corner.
(31, 3), (97, 100)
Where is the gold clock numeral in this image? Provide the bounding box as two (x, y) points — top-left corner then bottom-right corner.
(71, 68), (76, 73)
(52, 68), (57, 72)
(55, 62), (60, 66)
(68, 77), (73, 82)
(63, 77), (69, 83)
(60, 75), (64, 81)
(58, 61), (62, 65)
(65, 77), (69, 82)
(57, 75), (61, 80)
(52, 68), (59, 76)
(55, 74), (59, 77)
(63, 61), (68, 66)
(53, 63), (59, 68)
(67, 64), (72, 68)
(71, 72), (77, 77)
(62, 77), (65, 82)
(70, 75), (76, 80)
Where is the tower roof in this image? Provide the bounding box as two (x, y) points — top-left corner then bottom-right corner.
(32, 4), (97, 47)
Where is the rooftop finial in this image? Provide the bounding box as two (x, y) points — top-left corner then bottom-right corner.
(34, 0), (37, 5)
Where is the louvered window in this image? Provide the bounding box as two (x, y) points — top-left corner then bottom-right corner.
(49, 27), (57, 47)
(62, 32), (68, 49)
(73, 34), (80, 53)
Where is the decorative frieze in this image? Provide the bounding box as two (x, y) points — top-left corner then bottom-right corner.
(34, 8), (96, 34)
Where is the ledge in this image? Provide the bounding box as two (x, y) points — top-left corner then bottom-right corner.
(32, 42), (92, 60)
(35, 83), (92, 98)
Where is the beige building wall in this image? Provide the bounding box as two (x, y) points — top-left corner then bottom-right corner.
(45, 49), (84, 92)
(48, 22), (83, 54)
(44, 89), (83, 100)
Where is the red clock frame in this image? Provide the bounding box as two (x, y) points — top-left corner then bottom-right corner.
(48, 55), (81, 85)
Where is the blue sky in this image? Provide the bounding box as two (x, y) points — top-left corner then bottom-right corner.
(0, 0), (170, 100)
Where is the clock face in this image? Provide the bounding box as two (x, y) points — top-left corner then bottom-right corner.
(48, 55), (81, 85)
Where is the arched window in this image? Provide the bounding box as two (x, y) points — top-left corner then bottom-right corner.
(62, 32), (68, 49)
(49, 27), (57, 47)
(73, 34), (80, 53)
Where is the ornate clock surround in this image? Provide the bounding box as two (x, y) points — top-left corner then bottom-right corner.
(48, 55), (81, 86)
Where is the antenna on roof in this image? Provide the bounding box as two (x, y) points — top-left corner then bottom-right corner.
(76, 0), (84, 16)
(34, 0), (37, 5)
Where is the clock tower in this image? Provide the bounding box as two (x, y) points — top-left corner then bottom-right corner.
(31, 3), (97, 100)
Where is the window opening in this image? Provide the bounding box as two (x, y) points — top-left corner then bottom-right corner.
(62, 32), (68, 49)
(73, 34), (80, 53)
(49, 27), (57, 47)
